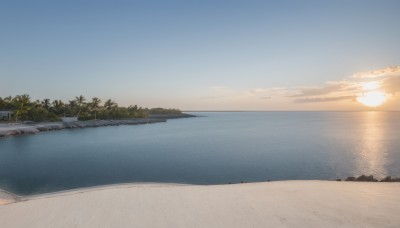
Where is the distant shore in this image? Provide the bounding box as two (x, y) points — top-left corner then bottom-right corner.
(1, 181), (399, 227)
(0, 113), (195, 138)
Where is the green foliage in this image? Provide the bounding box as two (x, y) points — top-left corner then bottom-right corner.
(12, 94), (32, 121)
(28, 107), (60, 122)
(51, 100), (65, 115)
(89, 97), (102, 120)
(0, 94), (180, 122)
(0, 96), (13, 109)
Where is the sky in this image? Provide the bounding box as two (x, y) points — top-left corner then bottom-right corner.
(1, 0), (400, 111)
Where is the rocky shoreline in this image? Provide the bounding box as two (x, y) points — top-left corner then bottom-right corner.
(148, 113), (197, 119)
(338, 175), (400, 182)
(0, 113), (196, 138)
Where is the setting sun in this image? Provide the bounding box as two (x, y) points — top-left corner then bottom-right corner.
(357, 81), (388, 107)
(357, 91), (387, 107)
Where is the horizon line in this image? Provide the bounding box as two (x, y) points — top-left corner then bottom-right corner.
(182, 110), (400, 112)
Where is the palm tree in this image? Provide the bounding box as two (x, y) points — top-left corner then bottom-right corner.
(0, 96), (13, 109)
(128, 105), (138, 112)
(33, 99), (42, 109)
(12, 94), (32, 121)
(3, 96), (12, 102)
(41, 98), (51, 110)
(67, 100), (77, 117)
(68, 100), (77, 109)
(104, 99), (117, 110)
(52, 100), (65, 116)
(104, 99), (117, 119)
(0, 97), (6, 109)
(74, 95), (86, 118)
(89, 97), (102, 120)
(75, 95), (86, 106)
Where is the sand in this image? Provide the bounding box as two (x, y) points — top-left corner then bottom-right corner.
(0, 190), (18, 205)
(1, 181), (399, 227)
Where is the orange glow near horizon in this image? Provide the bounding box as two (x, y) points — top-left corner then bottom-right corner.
(357, 91), (387, 107)
(357, 81), (387, 107)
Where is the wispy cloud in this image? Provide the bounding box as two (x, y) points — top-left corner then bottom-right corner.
(352, 66), (400, 78)
(249, 87), (297, 98)
(382, 75), (400, 94)
(291, 86), (339, 97)
(293, 96), (355, 103)
(267, 66), (400, 104)
(200, 66), (400, 109)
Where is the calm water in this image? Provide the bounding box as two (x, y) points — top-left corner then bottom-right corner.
(1, 112), (400, 195)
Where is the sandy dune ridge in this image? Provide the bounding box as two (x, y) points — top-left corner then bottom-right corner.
(1, 181), (399, 227)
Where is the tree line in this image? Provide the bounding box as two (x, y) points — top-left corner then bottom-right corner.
(0, 94), (181, 122)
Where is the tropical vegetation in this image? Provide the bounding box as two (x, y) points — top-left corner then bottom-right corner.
(0, 94), (182, 122)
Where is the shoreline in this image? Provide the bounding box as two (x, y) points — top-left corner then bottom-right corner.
(2, 175), (399, 202)
(1, 180), (399, 227)
(0, 182), (193, 203)
(0, 189), (19, 205)
(0, 113), (195, 138)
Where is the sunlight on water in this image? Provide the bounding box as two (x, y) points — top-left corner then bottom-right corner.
(357, 112), (387, 178)
(1, 112), (399, 195)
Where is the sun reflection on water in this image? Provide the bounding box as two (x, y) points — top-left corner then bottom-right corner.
(356, 112), (388, 178)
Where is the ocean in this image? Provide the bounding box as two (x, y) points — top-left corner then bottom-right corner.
(1, 111), (399, 195)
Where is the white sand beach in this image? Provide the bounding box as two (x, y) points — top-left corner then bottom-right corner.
(1, 181), (399, 228)
(0, 190), (18, 205)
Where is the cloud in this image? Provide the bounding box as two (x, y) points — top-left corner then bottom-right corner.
(285, 66), (400, 104)
(291, 83), (344, 97)
(293, 96), (355, 103)
(290, 80), (360, 98)
(239, 82), (358, 104)
(199, 66), (400, 108)
(382, 75), (400, 94)
(352, 66), (400, 78)
(243, 66), (400, 105)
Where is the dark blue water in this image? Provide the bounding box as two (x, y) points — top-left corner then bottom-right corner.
(1, 112), (400, 195)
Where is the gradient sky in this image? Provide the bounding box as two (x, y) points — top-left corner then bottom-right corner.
(1, 0), (400, 110)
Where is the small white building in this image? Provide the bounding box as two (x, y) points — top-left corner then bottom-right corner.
(0, 110), (13, 121)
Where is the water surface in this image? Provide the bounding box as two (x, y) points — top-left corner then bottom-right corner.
(1, 112), (399, 195)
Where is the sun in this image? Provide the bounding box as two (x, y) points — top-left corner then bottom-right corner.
(356, 81), (387, 107)
(357, 91), (386, 107)
(357, 81), (387, 107)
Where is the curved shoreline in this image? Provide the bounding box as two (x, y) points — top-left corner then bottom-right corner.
(0, 119), (165, 138)
(0, 114), (196, 138)
(0, 189), (20, 205)
(1, 182), (193, 204)
(1, 180), (400, 227)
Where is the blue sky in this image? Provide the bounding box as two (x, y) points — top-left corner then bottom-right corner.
(1, 0), (400, 110)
